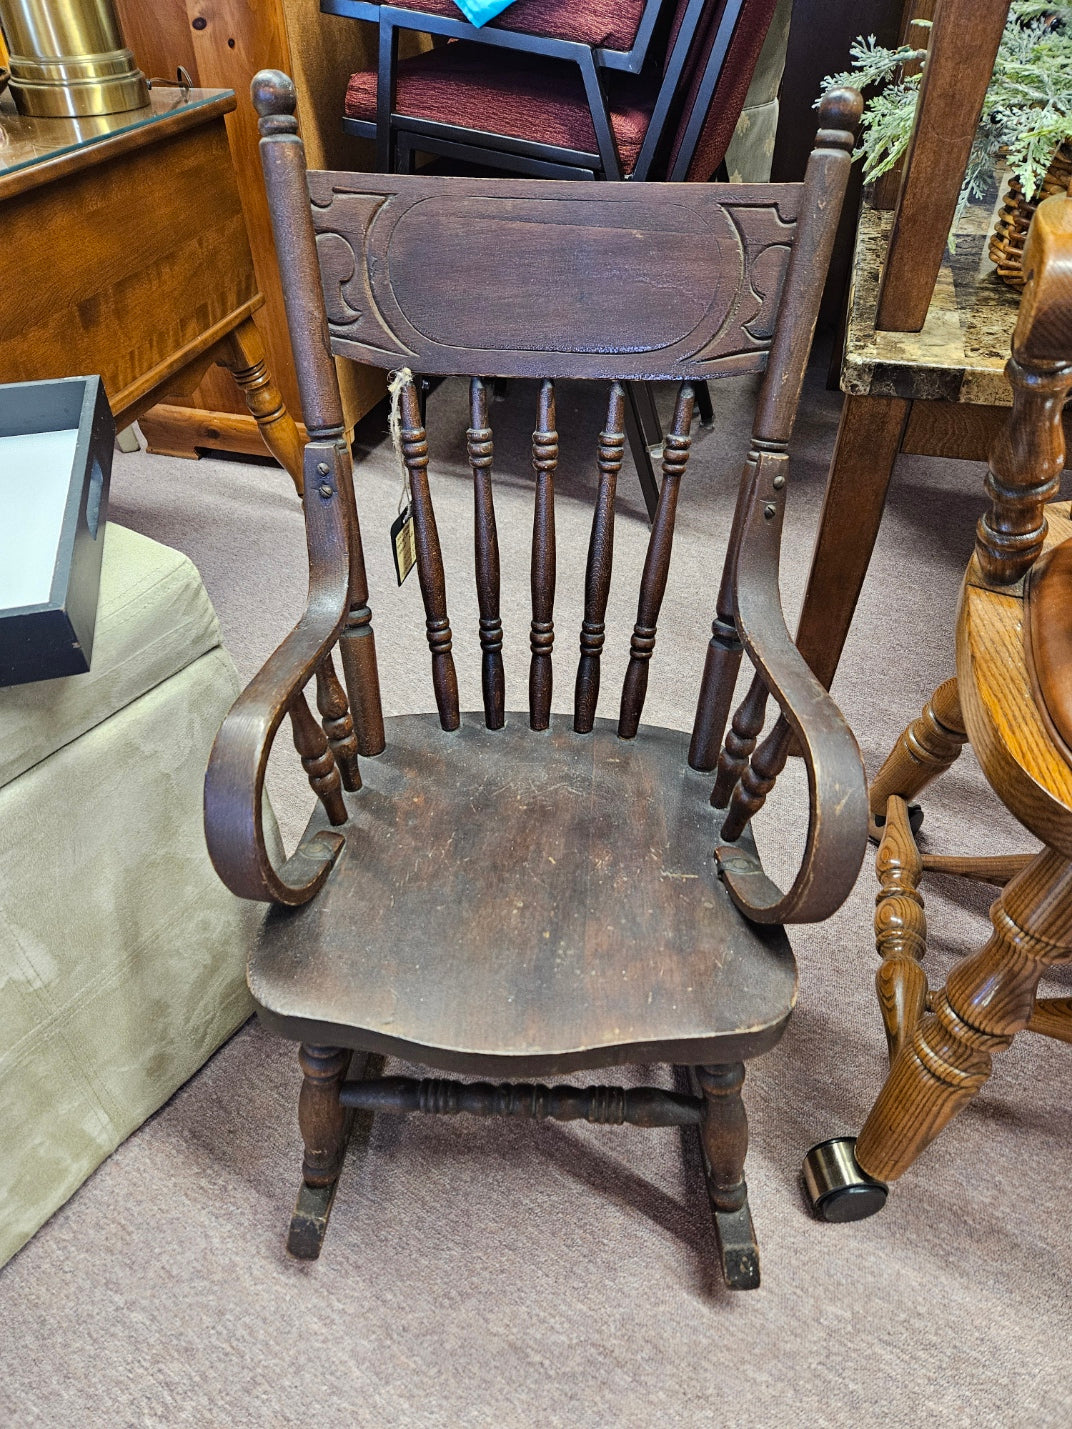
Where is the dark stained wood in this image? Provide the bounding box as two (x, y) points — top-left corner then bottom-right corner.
(339, 1076), (703, 1127)
(720, 712), (794, 842)
(696, 1062), (760, 1291)
(308, 170), (804, 382)
(468, 378), (505, 731)
(207, 74), (866, 1285)
(297, 1043), (352, 1186)
(711, 673), (769, 809)
(252, 715), (797, 1075)
(795, 394), (910, 692)
(874, 0), (1011, 332)
(315, 652), (362, 792)
(398, 376), (460, 731)
(290, 689), (347, 826)
(529, 381), (558, 732)
(618, 383), (694, 740)
(574, 383), (626, 734)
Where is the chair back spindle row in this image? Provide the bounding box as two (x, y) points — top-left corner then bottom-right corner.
(618, 382), (695, 739)
(574, 382), (626, 734)
(529, 379), (558, 731)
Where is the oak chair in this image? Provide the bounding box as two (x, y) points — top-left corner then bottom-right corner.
(804, 194), (1072, 1223)
(205, 72), (866, 1289)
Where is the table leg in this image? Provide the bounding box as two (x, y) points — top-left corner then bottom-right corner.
(218, 316), (305, 496)
(794, 393), (910, 691)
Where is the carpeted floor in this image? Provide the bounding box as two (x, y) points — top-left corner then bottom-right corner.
(2, 362), (1070, 1428)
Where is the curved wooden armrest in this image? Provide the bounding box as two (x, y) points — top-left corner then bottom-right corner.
(204, 441), (352, 906)
(718, 450), (868, 924)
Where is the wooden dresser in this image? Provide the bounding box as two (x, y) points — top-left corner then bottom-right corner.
(111, 0), (395, 460)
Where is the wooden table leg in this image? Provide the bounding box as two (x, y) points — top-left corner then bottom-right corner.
(794, 393), (910, 691)
(217, 315), (305, 496)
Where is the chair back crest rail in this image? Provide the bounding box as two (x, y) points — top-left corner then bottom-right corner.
(204, 71), (866, 924)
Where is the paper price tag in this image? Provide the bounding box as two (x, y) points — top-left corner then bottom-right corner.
(391, 504), (416, 586)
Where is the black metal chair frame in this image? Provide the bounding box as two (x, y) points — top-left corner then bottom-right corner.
(328, 0), (738, 182)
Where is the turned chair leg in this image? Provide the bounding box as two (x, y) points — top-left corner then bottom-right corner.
(218, 316), (305, 497)
(868, 677), (967, 837)
(695, 1063), (760, 1289)
(874, 794), (928, 1061)
(288, 1043), (354, 1258)
(856, 848), (1072, 1184)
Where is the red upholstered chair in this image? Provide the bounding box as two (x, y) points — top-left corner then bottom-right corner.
(337, 0), (777, 183)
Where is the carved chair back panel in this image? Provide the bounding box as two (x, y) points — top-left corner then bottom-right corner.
(307, 173), (803, 381)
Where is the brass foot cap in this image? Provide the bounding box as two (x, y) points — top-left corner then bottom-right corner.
(803, 1137), (888, 1223)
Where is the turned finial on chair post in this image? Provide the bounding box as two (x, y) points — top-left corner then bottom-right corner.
(976, 194), (1072, 586)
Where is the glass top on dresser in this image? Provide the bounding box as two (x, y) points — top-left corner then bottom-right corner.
(0, 87), (229, 181)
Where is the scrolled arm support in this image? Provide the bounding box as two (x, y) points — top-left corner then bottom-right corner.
(205, 440), (353, 906)
(716, 450), (868, 924)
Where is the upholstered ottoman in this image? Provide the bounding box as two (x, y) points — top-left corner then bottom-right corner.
(0, 524), (266, 1266)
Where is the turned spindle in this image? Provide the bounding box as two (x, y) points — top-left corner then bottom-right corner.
(873, 794), (928, 1060)
(290, 688), (347, 825)
(398, 376), (460, 731)
(315, 652), (361, 791)
(529, 379), (558, 731)
(468, 378), (505, 730)
(720, 712), (793, 843)
(575, 382), (626, 733)
(618, 382), (694, 739)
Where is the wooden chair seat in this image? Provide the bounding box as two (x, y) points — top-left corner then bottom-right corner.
(252, 714), (795, 1073)
(960, 503), (1072, 856)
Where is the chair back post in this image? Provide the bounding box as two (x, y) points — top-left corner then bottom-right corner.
(252, 71), (386, 758)
(688, 87), (861, 773)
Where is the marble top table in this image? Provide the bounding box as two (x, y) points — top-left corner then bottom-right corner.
(841, 194), (1021, 406)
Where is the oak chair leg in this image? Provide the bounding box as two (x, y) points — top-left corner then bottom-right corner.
(867, 676), (967, 835)
(874, 794), (928, 1061)
(218, 315), (305, 496)
(856, 848), (1072, 1184)
(288, 1043), (354, 1259)
(695, 1063), (760, 1290)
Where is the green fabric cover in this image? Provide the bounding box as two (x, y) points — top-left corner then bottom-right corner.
(0, 528), (264, 1267)
(724, 0), (792, 183)
(0, 524), (220, 790)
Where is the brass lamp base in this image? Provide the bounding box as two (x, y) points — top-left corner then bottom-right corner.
(0, 0), (149, 117)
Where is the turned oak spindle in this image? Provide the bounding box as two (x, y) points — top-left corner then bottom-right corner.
(398, 376), (460, 731)
(315, 651), (361, 791)
(618, 382), (694, 739)
(530, 379), (558, 731)
(468, 378), (505, 730)
(290, 688), (347, 825)
(575, 382), (626, 734)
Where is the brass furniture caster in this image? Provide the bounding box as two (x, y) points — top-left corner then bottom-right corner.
(803, 1137), (888, 1222)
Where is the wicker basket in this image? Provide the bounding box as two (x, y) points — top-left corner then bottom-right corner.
(989, 141), (1072, 288)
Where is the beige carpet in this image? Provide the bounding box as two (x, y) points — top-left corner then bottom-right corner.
(2, 364), (1070, 1428)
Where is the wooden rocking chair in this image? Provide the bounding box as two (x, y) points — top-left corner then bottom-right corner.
(205, 73), (866, 1289)
(804, 195), (1072, 1223)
